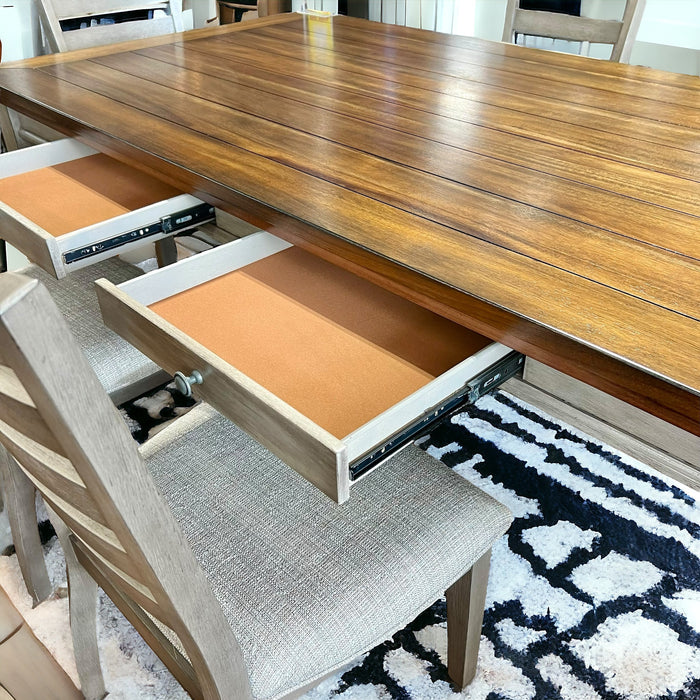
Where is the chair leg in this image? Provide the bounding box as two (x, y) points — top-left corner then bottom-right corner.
(0, 105), (19, 151)
(445, 548), (492, 689)
(0, 447), (52, 606)
(155, 236), (178, 267)
(46, 507), (107, 700)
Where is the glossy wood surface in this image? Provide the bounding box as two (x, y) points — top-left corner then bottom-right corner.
(0, 14), (698, 434)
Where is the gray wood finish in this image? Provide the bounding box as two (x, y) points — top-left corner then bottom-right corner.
(502, 0), (645, 62)
(0, 272), (252, 699)
(96, 278), (351, 503)
(446, 549), (492, 688)
(503, 374), (700, 492)
(0, 271), (504, 699)
(36, 0), (185, 54)
(47, 506), (107, 700)
(523, 359), (700, 470)
(0, 449), (51, 606)
(0, 588), (83, 700)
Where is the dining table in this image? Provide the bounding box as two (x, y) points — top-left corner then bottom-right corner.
(0, 12), (697, 447)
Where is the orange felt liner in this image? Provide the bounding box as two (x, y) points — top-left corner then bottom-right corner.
(0, 154), (181, 236)
(150, 247), (491, 439)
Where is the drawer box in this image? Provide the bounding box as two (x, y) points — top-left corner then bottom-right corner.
(97, 232), (520, 502)
(0, 138), (214, 278)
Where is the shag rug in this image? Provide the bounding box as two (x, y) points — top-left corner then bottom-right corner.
(1, 384), (699, 700)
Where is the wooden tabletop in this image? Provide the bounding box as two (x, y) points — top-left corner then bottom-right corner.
(0, 13), (698, 435)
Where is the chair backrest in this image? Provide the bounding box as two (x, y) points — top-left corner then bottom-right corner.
(0, 1), (186, 150)
(501, 0), (645, 62)
(0, 273), (250, 699)
(35, 0), (185, 53)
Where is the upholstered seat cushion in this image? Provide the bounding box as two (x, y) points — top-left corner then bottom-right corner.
(20, 260), (162, 399)
(144, 405), (512, 700)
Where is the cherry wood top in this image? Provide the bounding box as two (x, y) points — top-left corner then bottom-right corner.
(0, 13), (698, 434)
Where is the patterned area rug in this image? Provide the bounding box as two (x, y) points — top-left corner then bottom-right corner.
(1, 384), (699, 700)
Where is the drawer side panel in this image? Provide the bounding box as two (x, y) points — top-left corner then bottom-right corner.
(0, 203), (63, 277)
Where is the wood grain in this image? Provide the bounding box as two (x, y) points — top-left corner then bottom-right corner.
(0, 15), (698, 434)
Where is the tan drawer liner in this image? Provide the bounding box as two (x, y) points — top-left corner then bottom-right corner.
(150, 246), (491, 438)
(0, 153), (181, 237)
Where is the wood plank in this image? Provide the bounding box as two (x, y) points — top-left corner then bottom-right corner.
(0, 449), (52, 606)
(446, 550), (491, 688)
(523, 359), (700, 468)
(39, 485), (155, 591)
(271, 19), (700, 110)
(37, 59), (700, 320)
(0, 204), (63, 279)
(239, 25), (700, 128)
(2, 424), (108, 529)
(335, 15), (700, 91)
(219, 28), (700, 171)
(0, 586), (23, 644)
(139, 41), (700, 154)
(2, 70), (698, 400)
(172, 39), (700, 214)
(54, 0), (170, 19)
(93, 50), (700, 260)
(82, 551), (202, 700)
(0, 625), (82, 700)
(0, 366), (66, 455)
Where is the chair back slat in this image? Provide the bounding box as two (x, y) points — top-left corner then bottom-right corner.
(0, 365), (66, 456)
(49, 0), (170, 20)
(61, 16), (181, 51)
(0, 426), (108, 527)
(502, 0), (645, 62)
(36, 483), (159, 594)
(76, 541), (169, 623)
(0, 273), (250, 698)
(36, 0), (184, 53)
(509, 12), (622, 44)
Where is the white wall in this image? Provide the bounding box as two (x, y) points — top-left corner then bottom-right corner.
(0, 1), (42, 62)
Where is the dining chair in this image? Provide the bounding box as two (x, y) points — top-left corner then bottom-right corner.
(501, 0), (646, 62)
(0, 0), (201, 606)
(0, 271), (512, 700)
(0, 1), (185, 151)
(0, 258), (168, 607)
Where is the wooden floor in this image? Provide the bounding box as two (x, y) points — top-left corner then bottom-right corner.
(0, 585), (82, 700)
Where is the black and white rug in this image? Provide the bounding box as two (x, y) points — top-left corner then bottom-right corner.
(1, 386), (699, 700)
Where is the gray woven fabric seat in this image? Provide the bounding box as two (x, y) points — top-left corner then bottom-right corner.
(144, 405), (513, 700)
(20, 259), (162, 399)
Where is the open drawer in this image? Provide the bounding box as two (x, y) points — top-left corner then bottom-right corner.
(0, 138), (215, 278)
(97, 232), (522, 502)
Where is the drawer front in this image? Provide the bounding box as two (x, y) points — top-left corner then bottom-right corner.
(97, 232), (518, 502)
(0, 138), (214, 278)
